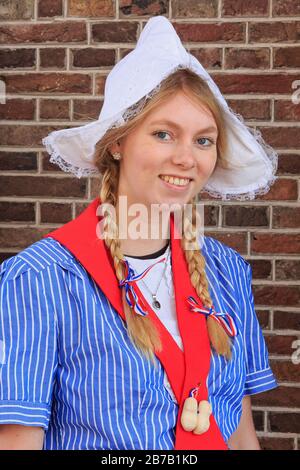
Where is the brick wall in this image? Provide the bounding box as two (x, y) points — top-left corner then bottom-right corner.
(0, 0), (300, 450)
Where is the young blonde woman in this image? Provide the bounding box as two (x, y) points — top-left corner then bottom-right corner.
(0, 16), (278, 450)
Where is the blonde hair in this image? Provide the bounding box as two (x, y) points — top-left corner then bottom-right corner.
(94, 68), (233, 364)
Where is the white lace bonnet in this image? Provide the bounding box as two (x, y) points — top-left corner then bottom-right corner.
(42, 16), (278, 201)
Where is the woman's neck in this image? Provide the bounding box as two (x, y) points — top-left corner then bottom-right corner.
(120, 238), (170, 257)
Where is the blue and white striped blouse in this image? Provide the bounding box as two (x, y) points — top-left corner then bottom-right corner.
(0, 235), (278, 449)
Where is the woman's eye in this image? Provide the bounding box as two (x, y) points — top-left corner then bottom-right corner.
(197, 137), (213, 146)
(153, 131), (214, 147)
(154, 131), (170, 140)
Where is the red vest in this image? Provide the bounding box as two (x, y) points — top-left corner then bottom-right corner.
(43, 197), (228, 450)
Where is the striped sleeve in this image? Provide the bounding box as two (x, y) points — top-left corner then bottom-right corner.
(0, 258), (58, 430)
(238, 258), (279, 396)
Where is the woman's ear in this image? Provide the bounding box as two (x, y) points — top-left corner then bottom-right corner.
(109, 141), (122, 155)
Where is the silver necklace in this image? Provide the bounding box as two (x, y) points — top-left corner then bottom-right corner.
(133, 245), (171, 310)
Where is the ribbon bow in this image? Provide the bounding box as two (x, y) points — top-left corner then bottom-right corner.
(119, 257), (167, 316)
(187, 296), (238, 337)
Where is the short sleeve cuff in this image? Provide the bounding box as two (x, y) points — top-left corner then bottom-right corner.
(0, 399), (51, 430)
(244, 367), (279, 396)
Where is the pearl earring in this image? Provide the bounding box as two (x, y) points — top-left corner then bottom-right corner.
(112, 152), (122, 160)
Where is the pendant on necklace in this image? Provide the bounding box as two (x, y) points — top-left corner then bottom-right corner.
(152, 295), (161, 310)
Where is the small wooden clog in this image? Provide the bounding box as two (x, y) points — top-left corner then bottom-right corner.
(180, 397), (198, 432)
(193, 400), (212, 435)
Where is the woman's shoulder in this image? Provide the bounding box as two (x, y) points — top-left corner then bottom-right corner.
(201, 234), (250, 270)
(0, 237), (82, 284)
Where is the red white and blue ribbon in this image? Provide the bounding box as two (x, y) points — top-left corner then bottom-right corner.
(119, 257), (167, 316)
(187, 296), (238, 337)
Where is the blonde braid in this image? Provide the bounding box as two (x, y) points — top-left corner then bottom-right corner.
(99, 168), (162, 366)
(181, 200), (232, 360)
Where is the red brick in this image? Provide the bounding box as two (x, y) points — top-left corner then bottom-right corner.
(223, 206), (269, 227)
(252, 410), (264, 430)
(227, 99), (271, 120)
(40, 99), (70, 120)
(0, 175), (87, 198)
(275, 260), (300, 281)
(274, 311), (300, 330)
(0, 48), (36, 68)
(252, 385), (300, 407)
(189, 48), (222, 69)
(274, 46), (300, 68)
(38, 0), (62, 17)
(1, 73), (92, 94)
(259, 126), (300, 149)
(222, 0), (269, 16)
(119, 0), (167, 17)
(253, 285), (300, 307)
(0, 125), (63, 146)
(277, 154), (300, 175)
(0, 22), (87, 44)
(274, 101), (300, 121)
(40, 202), (72, 223)
(269, 360), (300, 383)
(265, 334), (299, 355)
(250, 259), (272, 280)
(0, 151), (37, 171)
(0, 201), (35, 222)
(249, 21), (300, 43)
(92, 21), (138, 43)
(40, 48), (66, 69)
(225, 47), (270, 69)
(68, 0), (114, 17)
(212, 72), (299, 94)
(273, 206), (300, 228)
(251, 233), (300, 254)
(0, 0), (34, 20)
(269, 412), (300, 433)
(259, 437), (295, 451)
(0, 227), (51, 250)
(174, 22), (245, 43)
(94, 75), (106, 95)
(172, 0), (218, 18)
(0, 99), (35, 120)
(71, 48), (115, 68)
(73, 99), (102, 120)
(254, 179), (298, 201)
(272, 0), (300, 16)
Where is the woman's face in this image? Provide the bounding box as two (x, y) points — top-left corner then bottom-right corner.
(111, 90), (218, 210)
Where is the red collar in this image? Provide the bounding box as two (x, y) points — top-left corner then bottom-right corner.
(43, 197), (228, 450)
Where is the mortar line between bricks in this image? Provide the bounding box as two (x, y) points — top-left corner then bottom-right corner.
(256, 432), (299, 438)
(116, 0), (120, 20)
(1, 92), (297, 100)
(2, 44), (300, 49)
(254, 408), (300, 413)
(217, 0), (221, 19)
(2, 119), (300, 127)
(263, 410), (267, 433)
(63, 0), (67, 18)
(1, 17), (300, 25)
(33, 0), (38, 21)
(2, 195), (300, 208)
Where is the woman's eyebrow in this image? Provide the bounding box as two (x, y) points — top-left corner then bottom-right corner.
(149, 119), (218, 134)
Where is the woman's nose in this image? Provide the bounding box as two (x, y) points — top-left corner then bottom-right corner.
(171, 144), (196, 168)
